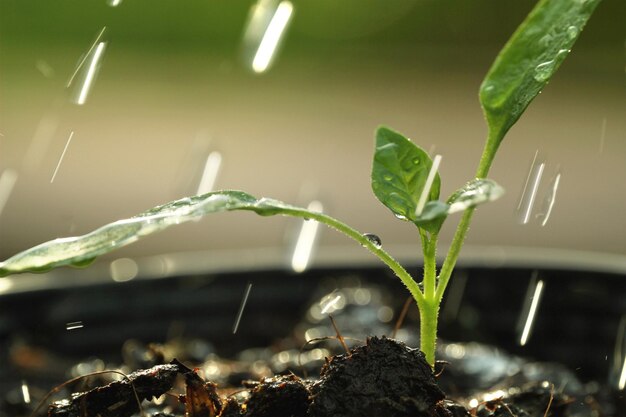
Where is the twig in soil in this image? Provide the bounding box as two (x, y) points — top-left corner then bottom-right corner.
(30, 370), (144, 417)
(543, 383), (555, 417)
(390, 296), (413, 339)
(328, 315), (351, 355)
(469, 396), (518, 417)
(298, 336), (363, 378)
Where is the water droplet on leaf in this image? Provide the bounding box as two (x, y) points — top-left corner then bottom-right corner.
(533, 60), (555, 82)
(383, 173), (393, 181)
(566, 25), (578, 40)
(363, 233), (382, 248)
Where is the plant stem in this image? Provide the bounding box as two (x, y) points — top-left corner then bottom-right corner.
(417, 229), (439, 366)
(419, 229), (438, 300)
(435, 129), (501, 302)
(435, 208), (474, 302)
(275, 207), (425, 305)
(419, 297), (439, 366)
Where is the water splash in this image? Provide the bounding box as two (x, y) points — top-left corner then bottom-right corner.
(50, 131), (74, 183)
(448, 179), (505, 214)
(107, 0), (123, 6)
(232, 282), (253, 334)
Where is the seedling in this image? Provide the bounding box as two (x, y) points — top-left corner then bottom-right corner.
(0, 0), (600, 367)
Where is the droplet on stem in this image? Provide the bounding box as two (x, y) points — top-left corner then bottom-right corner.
(363, 233), (382, 249)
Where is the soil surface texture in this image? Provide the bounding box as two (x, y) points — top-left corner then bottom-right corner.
(46, 337), (573, 417)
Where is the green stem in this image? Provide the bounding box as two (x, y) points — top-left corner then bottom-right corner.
(419, 229), (438, 300)
(435, 129), (501, 302)
(274, 207), (425, 305)
(419, 297), (439, 366)
(435, 208), (475, 302)
(419, 232), (439, 366)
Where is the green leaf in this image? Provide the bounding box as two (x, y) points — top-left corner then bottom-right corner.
(371, 126), (440, 223)
(413, 201), (449, 234)
(0, 191), (312, 277)
(480, 0), (601, 153)
(447, 179), (505, 214)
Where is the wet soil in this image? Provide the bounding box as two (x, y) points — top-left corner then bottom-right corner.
(46, 336), (573, 417)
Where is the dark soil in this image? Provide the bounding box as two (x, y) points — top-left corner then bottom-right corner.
(308, 336), (445, 417)
(45, 336), (573, 417)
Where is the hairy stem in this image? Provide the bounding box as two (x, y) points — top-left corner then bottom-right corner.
(419, 297), (439, 366)
(419, 229), (438, 300)
(418, 228), (439, 366)
(271, 207), (425, 305)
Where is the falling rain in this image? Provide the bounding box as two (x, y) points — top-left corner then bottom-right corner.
(68, 27), (108, 105)
(50, 131), (74, 183)
(516, 150), (561, 227)
(242, 0), (294, 73)
(232, 282), (253, 334)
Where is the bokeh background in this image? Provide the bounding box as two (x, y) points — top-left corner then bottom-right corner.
(1, 0), (624, 281)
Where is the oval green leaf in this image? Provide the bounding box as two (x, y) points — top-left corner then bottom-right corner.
(372, 126), (440, 223)
(480, 0), (601, 152)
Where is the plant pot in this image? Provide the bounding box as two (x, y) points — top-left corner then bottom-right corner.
(1, 258), (624, 416)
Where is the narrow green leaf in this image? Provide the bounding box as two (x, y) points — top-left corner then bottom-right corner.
(0, 191), (309, 277)
(371, 126), (440, 222)
(480, 0), (601, 151)
(447, 179), (505, 214)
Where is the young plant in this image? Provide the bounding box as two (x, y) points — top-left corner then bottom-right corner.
(0, 0), (600, 367)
